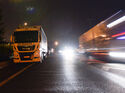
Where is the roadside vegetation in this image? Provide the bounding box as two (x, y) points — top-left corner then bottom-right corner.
(0, 44), (12, 61)
(0, 9), (12, 61)
(0, 9), (4, 42)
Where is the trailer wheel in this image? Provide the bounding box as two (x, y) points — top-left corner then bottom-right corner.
(40, 54), (43, 63)
(43, 53), (46, 61)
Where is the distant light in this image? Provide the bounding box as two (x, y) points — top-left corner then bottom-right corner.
(26, 7), (35, 14)
(107, 16), (125, 28)
(112, 32), (125, 37)
(24, 22), (28, 26)
(26, 7), (34, 11)
(51, 48), (54, 53)
(54, 41), (59, 46)
(117, 36), (125, 39)
(109, 52), (125, 58)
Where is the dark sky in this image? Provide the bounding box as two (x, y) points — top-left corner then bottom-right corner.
(0, 0), (125, 47)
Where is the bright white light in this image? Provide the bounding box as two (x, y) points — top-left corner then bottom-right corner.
(50, 48), (54, 53)
(109, 52), (125, 58)
(117, 36), (125, 39)
(107, 16), (125, 28)
(54, 41), (59, 46)
(58, 50), (63, 53)
(24, 22), (28, 26)
(62, 47), (75, 60)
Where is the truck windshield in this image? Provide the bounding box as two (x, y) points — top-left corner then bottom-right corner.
(14, 31), (38, 43)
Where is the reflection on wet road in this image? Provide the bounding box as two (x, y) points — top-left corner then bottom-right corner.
(0, 55), (125, 93)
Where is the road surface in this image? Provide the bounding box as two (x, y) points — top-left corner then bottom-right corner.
(0, 55), (125, 93)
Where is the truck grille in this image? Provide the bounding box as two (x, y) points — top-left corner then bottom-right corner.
(18, 45), (35, 51)
(19, 52), (34, 61)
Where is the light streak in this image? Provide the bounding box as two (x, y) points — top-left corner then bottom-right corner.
(112, 32), (125, 37)
(117, 36), (125, 39)
(109, 52), (125, 58)
(107, 16), (125, 28)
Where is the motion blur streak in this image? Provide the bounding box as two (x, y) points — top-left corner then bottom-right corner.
(103, 63), (125, 71)
(104, 70), (125, 88)
(112, 32), (125, 37)
(107, 16), (125, 28)
(109, 52), (125, 58)
(93, 65), (125, 88)
(117, 36), (125, 39)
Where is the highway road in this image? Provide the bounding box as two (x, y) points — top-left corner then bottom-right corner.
(0, 54), (125, 93)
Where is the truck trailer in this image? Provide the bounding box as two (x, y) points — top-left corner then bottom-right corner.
(79, 11), (125, 62)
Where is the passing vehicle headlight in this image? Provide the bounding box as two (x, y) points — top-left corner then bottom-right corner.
(109, 52), (125, 58)
(62, 47), (75, 60)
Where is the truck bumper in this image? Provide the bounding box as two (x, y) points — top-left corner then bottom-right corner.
(13, 57), (41, 63)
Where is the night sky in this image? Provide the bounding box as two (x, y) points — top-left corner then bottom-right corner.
(0, 0), (125, 48)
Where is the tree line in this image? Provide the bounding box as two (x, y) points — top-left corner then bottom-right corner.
(0, 8), (4, 43)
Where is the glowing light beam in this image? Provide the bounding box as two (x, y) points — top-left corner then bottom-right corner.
(112, 32), (125, 37)
(107, 16), (125, 28)
(117, 36), (125, 39)
(109, 52), (125, 58)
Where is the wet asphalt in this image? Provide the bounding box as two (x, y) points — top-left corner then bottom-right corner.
(0, 55), (125, 93)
